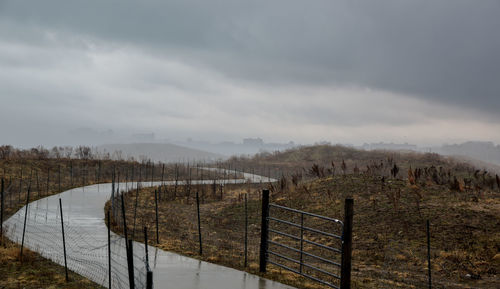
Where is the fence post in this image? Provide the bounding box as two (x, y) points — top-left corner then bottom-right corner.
(132, 182), (139, 238)
(146, 271), (153, 289)
(427, 220), (432, 289)
(1, 178), (4, 240)
(36, 171), (40, 198)
(161, 164), (165, 186)
(59, 198), (69, 282)
(98, 161), (101, 184)
(127, 239), (135, 289)
(196, 190), (202, 255)
(144, 226), (154, 289)
(107, 210), (112, 289)
(299, 212), (304, 274)
(244, 193), (248, 267)
(144, 226), (149, 269)
(9, 176), (12, 206)
(121, 194), (129, 251)
(151, 163), (154, 186)
(20, 185), (30, 261)
(340, 198), (353, 289)
(155, 189), (159, 244)
(111, 170), (116, 219)
(18, 170), (22, 203)
(58, 165), (61, 192)
(259, 189), (269, 273)
(46, 168), (50, 196)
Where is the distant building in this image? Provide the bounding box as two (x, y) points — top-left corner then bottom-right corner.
(362, 142), (418, 151)
(242, 138), (264, 146)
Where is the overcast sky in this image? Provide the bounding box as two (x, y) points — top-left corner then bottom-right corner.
(1, 0), (499, 148)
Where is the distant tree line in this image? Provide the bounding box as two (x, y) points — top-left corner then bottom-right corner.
(0, 145), (130, 162)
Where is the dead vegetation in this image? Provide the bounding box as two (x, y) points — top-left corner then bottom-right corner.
(0, 152), (151, 288)
(0, 230), (104, 288)
(109, 145), (500, 288)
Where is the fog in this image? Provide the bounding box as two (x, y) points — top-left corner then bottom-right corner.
(1, 1), (499, 148)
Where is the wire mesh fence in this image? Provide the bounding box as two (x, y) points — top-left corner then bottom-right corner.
(111, 180), (267, 274)
(3, 161), (489, 289)
(0, 162), (263, 288)
(2, 183), (152, 289)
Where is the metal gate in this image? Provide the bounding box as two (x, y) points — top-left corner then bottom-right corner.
(259, 190), (353, 289)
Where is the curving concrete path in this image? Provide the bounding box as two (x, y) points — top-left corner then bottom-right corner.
(3, 172), (295, 289)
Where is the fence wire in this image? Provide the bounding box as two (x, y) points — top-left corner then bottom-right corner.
(2, 184), (149, 289)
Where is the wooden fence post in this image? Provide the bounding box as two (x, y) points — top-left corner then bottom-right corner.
(340, 198), (353, 289)
(259, 189), (269, 273)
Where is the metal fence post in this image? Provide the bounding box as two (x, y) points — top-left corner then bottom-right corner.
(427, 220), (432, 289)
(59, 198), (69, 282)
(196, 190), (202, 255)
(35, 171), (40, 198)
(144, 226), (149, 269)
(340, 198), (353, 289)
(146, 271), (153, 289)
(132, 182), (140, 239)
(155, 189), (159, 244)
(299, 212), (304, 274)
(259, 189), (270, 273)
(1, 178), (4, 240)
(127, 239), (135, 289)
(70, 161), (73, 187)
(18, 170), (22, 203)
(121, 194), (129, 251)
(107, 210), (112, 289)
(244, 193), (248, 268)
(58, 165), (61, 192)
(46, 168), (50, 196)
(150, 163), (154, 187)
(20, 185), (30, 261)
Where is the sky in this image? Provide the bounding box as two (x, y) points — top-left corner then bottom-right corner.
(1, 0), (499, 148)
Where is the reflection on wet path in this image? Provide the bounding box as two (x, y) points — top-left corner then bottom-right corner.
(4, 173), (295, 289)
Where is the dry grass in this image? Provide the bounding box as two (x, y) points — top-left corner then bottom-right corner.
(109, 145), (500, 289)
(290, 176), (499, 288)
(108, 182), (335, 289)
(0, 236), (103, 289)
(0, 157), (140, 288)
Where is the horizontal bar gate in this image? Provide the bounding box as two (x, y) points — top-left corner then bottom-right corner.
(260, 190), (353, 289)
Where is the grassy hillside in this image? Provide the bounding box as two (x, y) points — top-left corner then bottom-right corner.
(226, 145), (480, 179)
(111, 145), (500, 288)
(98, 142), (225, 162)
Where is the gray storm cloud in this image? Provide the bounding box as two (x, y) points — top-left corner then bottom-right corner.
(0, 0), (499, 147)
